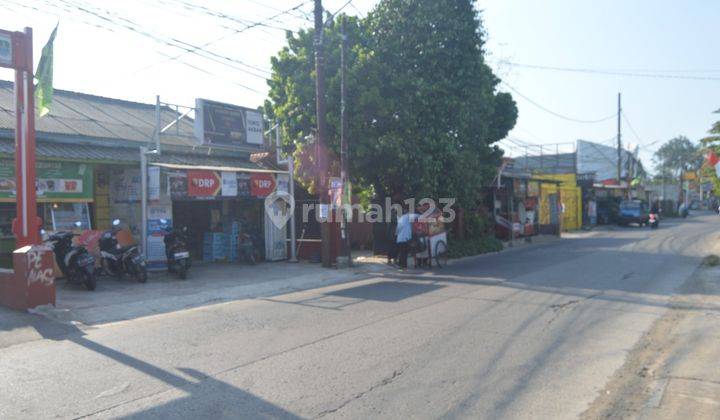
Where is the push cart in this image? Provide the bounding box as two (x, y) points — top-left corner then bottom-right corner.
(412, 211), (449, 268)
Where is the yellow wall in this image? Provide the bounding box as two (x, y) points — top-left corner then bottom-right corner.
(94, 167), (110, 231)
(535, 174), (582, 231)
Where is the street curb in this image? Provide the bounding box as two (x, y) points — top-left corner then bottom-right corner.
(32, 262), (396, 328)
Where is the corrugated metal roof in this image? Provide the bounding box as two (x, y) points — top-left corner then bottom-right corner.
(0, 139), (139, 162)
(0, 138), (270, 171)
(0, 80), (196, 147)
(0, 80), (273, 172)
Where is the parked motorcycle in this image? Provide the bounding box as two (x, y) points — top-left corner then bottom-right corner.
(238, 232), (257, 265)
(161, 219), (191, 279)
(43, 223), (97, 291)
(649, 213), (659, 229)
(99, 219), (147, 283)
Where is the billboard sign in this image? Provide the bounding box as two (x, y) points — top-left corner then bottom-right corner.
(0, 159), (93, 202)
(194, 98), (265, 147)
(0, 31), (13, 68)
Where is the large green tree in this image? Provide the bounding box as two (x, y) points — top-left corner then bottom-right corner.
(264, 0), (517, 207)
(653, 135), (701, 183)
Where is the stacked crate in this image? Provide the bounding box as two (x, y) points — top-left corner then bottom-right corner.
(203, 232), (228, 262)
(225, 222), (240, 263)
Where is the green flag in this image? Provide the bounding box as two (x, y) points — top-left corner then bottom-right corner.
(35, 24), (58, 117)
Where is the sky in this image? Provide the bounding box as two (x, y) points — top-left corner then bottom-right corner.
(1, 0), (719, 173)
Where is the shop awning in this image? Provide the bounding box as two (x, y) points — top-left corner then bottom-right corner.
(149, 162), (287, 174)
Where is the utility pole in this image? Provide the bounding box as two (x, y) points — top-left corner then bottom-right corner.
(617, 92), (622, 192)
(314, 0), (332, 267)
(340, 16), (351, 266)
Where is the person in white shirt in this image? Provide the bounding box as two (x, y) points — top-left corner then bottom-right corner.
(395, 211), (417, 268)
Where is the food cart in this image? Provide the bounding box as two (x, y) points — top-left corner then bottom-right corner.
(412, 209), (448, 268)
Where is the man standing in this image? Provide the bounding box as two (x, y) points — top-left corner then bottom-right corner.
(395, 211), (415, 269)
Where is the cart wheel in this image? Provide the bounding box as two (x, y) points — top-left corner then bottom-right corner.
(435, 240), (448, 268)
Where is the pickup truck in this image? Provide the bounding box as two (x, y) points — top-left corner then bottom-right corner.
(618, 200), (649, 226)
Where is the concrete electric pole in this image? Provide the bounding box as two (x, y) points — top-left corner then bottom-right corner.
(617, 92), (622, 189)
(340, 16), (351, 266)
(314, 0), (332, 267)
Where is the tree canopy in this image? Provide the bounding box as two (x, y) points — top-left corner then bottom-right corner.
(264, 0), (517, 207)
(653, 135), (701, 180)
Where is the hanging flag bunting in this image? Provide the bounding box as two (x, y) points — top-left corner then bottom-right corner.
(35, 24), (58, 117)
(704, 150), (720, 178)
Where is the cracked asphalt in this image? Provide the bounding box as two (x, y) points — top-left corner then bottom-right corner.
(1, 214), (718, 419)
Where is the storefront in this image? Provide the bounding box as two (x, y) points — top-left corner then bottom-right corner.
(142, 164), (289, 268)
(0, 159), (95, 266)
(490, 173), (561, 240)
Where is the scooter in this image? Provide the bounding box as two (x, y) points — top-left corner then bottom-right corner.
(43, 223), (97, 291)
(649, 213), (659, 229)
(161, 219), (191, 279)
(99, 219), (147, 283)
(238, 232), (257, 265)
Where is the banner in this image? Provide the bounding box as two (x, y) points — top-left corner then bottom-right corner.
(221, 171), (238, 196)
(0, 159), (93, 202)
(110, 167), (141, 203)
(148, 166), (161, 201)
(147, 204), (172, 269)
(250, 173), (275, 197)
(36, 24), (58, 117)
(165, 169), (274, 199)
(187, 170), (221, 197)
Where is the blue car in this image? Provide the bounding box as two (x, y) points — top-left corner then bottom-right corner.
(618, 200), (649, 226)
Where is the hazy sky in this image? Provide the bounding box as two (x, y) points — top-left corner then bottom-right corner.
(1, 0), (718, 171)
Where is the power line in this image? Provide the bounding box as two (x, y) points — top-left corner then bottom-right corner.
(333, 0), (355, 15)
(130, 0), (310, 75)
(47, 0), (281, 88)
(621, 111), (644, 144)
(497, 60), (720, 81)
(500, 81), (617, 124)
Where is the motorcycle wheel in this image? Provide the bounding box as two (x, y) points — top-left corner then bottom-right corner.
(82, 269), (97, 291)
(135, 265), (148, 283)
(178, 263), (188, 280)
(103, 259), (123, 279)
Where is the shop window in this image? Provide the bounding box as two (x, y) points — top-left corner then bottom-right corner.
(49, 203), (92, 231)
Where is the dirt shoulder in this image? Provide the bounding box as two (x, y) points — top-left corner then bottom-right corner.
(582, 262), (720, 419)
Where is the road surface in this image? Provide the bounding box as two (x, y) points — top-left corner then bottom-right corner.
(1, 214), (718, 419)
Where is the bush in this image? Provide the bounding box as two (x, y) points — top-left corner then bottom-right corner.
(447, 236), (503, 259)
(703, 255), (720, 267)
(465, 212), (493, 237)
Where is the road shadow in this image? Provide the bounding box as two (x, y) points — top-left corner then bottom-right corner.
(67, 336), (300, 419)
(0, 306), (83, 348)
(325, 281), (444, 302)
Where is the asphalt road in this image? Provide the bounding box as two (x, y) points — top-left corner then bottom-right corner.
(1, 214), (718, 419)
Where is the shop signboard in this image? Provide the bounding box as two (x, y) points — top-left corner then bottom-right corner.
(237, 173), (251, 197)
(111, 167), (141, 203)
(276, 174), (289, 194)
(168, 172), (188, 199)
(0, 159), (93, 202)
(147, 204), (172, 269)
(166, 169), (274, 200)
(329, 177), (342, 207)
(148, 166), (161, 201)
(250, 173), (275, 198)
(187, 170), (221, 197)
(0, 31), (13, 68)
(528, 181), (540, 197)
(194, 99), (264, 147)
(221, 171), (238, 197)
